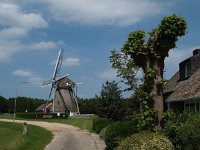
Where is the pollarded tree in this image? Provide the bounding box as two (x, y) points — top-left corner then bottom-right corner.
(110, 15), (187, 123)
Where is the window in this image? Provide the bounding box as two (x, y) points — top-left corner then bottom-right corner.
(185, 63), (191, 77)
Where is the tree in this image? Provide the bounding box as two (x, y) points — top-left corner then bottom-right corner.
(6, 97), (46, 113)
(0, 96), (8, 113)
(110, 15), (187, 124)
(78, 98), (99, 114)
(97, 81), (124, 121)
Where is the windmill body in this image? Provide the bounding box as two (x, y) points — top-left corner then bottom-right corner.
(42, 49), (79, 114)
(53, 75), (79, 113)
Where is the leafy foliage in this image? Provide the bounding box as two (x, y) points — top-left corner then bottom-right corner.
(176, 114), (200, 150)
(93, 118), (112, 133)
(134, 88), (157, 131)
(110, 50), (140, 91)
(116, 131), (174, 150)
(104, 120), (138, 150)
(0, 96), (8, 113)
(78, 98), (99, 114)
(163, 111), (200, 150)
(97, 81), (125, 121)
(0, 96), (46, 113)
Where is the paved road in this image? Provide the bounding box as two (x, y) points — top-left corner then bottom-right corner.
(0, 119), (106, 150)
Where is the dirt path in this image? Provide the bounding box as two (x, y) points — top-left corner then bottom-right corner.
(0, 119), (106, 150)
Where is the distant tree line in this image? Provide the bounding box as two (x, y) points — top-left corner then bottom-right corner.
(0, 82), (135, 120)
(0, 96), (46, 113)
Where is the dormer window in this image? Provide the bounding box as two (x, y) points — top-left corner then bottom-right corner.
(179, 58), (192, 81)
(185, 63), (191, 77)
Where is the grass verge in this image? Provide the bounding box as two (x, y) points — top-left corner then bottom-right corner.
(0, 113), (94, 132)
(0, 121), (53, 150)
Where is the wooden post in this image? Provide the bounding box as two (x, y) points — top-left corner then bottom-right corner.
(23, 122), (27, 135)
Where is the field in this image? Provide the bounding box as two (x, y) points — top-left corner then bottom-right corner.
(0, 121), (52, 150)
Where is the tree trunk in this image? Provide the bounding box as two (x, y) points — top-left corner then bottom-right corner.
(144, 60), (164, 126)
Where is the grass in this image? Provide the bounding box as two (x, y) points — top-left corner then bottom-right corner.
(0, 113), (15, 119)
(50, 118), (94, 131)
(0, 121), (53, 150)
(0, 113), (94, 132)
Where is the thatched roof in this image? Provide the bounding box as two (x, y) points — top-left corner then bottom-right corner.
(164, 49), (200, 102)
(35, 103), (52, 112)
(164, 68), (200, 102)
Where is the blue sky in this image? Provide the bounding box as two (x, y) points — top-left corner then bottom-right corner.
(0, 0), (200, 99)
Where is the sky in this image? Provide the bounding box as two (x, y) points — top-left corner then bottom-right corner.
(0, 0), (200, 99)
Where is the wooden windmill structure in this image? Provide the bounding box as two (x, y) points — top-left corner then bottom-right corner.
(42, 49), (79, 114)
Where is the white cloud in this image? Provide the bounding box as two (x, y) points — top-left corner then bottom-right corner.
(28, 41), (63, 50)
(40, 0), (166, 26)
(12, 70), (33, 77)
(63, 58), (80, 66)
(99, 69), (117, 79)
(51, 57), (81, 66)
(0, 2), (58, 62)
(12, 69), (44, 86)
(0, 40), (63, 62)
(0, 27), (27, 39)
(0, 2), (48, 39)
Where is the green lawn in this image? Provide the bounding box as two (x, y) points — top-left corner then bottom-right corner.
(0, 121), (53, 150)
(0, 113), (94, 132)
(49, 118), (94, 131)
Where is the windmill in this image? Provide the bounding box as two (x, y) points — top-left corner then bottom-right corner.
(42, 49), (79, 114)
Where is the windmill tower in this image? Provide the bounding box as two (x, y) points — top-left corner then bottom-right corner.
(42, 49), (80, 114)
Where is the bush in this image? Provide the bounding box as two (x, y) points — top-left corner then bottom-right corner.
(104, 120), (138, 150)
(176, 114), (200, 150)
(99, 126), (107, 140)
(163, 111), (200, 149)
(93, 118), (112, 133)
(116, 131), (174, 150)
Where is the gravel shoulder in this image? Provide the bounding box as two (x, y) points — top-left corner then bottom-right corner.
(0, 119), (106, 150)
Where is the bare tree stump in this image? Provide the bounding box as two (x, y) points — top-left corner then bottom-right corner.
(22, 122), (27, 135)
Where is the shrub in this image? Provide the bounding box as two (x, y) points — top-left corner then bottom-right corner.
(116, 131), (174, 150)
(99, 126), (107, 140)
(176, 114), (200, 150)
(104, 120), (138, 150)
(93, 118), (111, 133)
(163, 111), (200, 149)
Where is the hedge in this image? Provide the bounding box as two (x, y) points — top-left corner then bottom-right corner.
(16, 112), (69, 119)
(104, 120), (138, 150)
(176, 114), (200, 150)
(93, 118), (112, 133)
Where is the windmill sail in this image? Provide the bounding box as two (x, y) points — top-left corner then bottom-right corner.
(44, 49), (64, 100)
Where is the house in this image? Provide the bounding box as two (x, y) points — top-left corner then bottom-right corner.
(35, 103), (52, 113)
(163, 49), (200, 112)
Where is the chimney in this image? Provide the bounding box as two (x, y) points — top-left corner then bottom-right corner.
(193, 49), (200, 56)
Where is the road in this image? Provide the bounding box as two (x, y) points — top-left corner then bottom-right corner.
(0, 119), (106, 150)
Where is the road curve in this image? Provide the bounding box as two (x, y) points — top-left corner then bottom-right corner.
(0, 119), (106, 150)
